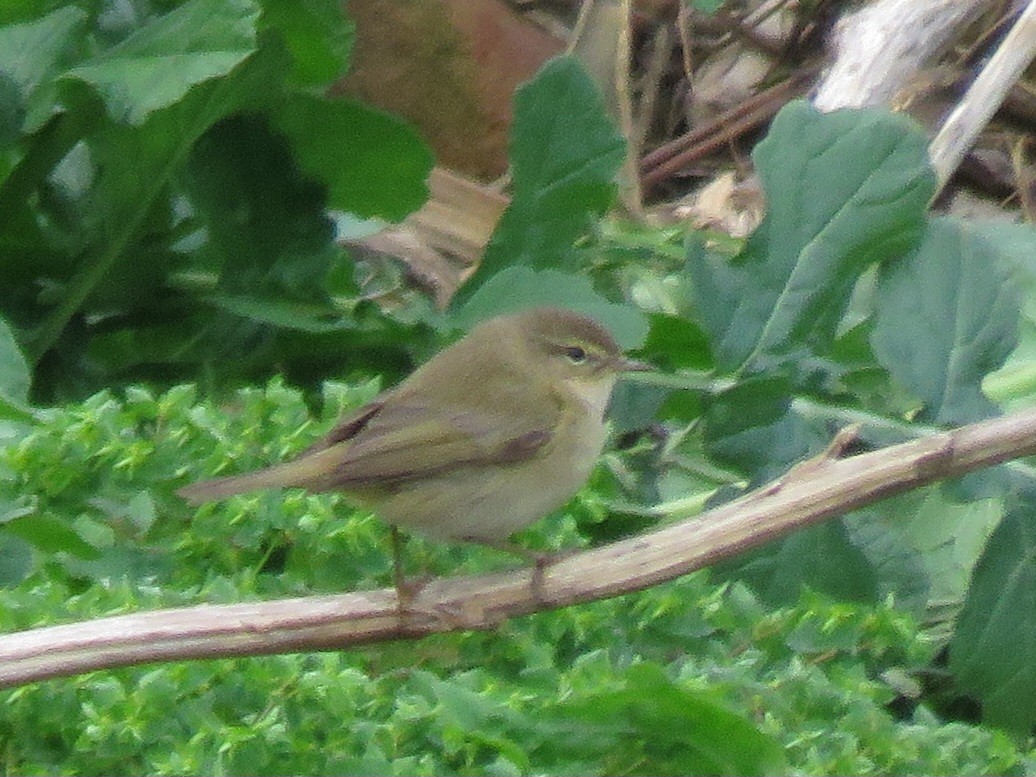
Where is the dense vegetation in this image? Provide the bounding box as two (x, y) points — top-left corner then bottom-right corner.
(1, 0), (1035, 773)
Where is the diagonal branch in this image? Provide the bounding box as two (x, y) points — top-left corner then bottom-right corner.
(2, 408), (1036, 689)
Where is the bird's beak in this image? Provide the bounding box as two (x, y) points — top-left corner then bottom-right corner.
(618, 357), (653, 372)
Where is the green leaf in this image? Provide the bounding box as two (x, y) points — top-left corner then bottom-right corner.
(185, 113), (337, 300)
(0, 5), (84, 137)
(688, 100), (935, 375)
(0, 530), (33, 586)
(564, 662), (788, 776)
(0, 314), (30, 415)
(0, 5), (84, 97)
(950, 486), (1036, 731)
(732, 520), (880, 606)
(977, 222), (1036, 412)
(872, 218), (1019, 424)
(897, 489), (1002, 605)
(454, 265), (649, 349)
(5, 513), (100, 559)
(641, 312), (713, 371)
(273, 93), (433, 222)
(843, 507), (930, 613)
(0, 71), (24, 149)
(259, 0), (353, 85)
(205, 295), (354, 333)
(701, 374), (797, 477)
(64, 0), (260, 125)
(27, 40), (289, 368)
(457, 56), (626, 301)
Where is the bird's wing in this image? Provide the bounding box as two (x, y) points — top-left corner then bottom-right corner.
(301, 396), (388, 454)
(176, 382), (563, 504)
(303, 388), (562, 489)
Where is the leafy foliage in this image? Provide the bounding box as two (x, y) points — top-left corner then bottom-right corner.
(3, 0), (1036, 764)
(0, 382), (1029, 775)
(0, 0), (430, 403)
(455, 56), (627, 305)
(615, 101), (1036, 732)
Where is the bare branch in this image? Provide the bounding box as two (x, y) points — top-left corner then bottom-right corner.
(929, 0), (1036, 193)
(2, 408), (1036, 689)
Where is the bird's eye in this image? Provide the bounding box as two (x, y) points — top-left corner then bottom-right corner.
(563, 345), (587, 364)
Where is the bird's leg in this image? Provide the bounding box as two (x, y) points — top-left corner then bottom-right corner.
(390, 526), (431, 612)
(391, 525), (406, 598)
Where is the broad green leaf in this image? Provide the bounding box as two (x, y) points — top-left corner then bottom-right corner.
(456, 56), (625, 302)
(454, 266), (648, 349)
(5, 513), (100, 559)
(843, 507), (930, 613)
(974, 221), (1036, 413)
(0, 5), (84, 97)
(27, 42), (288, 369)
(65, 0), (260, 125)
(185, 113), (337, 300)
(701, 374), (797, 478)
(564, 662), (788, 776)
(898, 489), (1002, 605)
(0, 530), (33, 585)
(872, 218), (1019, 424)
(273, 93), (433, 222)
(641, 312), (713, 371)
(688, 100), (935, 375)
(0, 72), (23, 148)
(259, 0), (353, 85)
(731, 520), (880, 606)
(0, 5), (84, 135)
(950, 485), (1036, 731)
(707, 401), (889, 605)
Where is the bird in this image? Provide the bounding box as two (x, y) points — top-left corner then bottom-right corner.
(177, 306), (649, 600)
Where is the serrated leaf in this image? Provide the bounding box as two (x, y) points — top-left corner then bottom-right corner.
(872, 218), (1019, 424)
(457, 56), (625, 301)
(273, 93), (433, 222)
(950, 486), (1036, 731)
(688, 100), (935, 375)
(454, 266), (648, 349)
(65, 0), (260, 125)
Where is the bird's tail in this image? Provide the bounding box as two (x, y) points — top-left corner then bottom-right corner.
(176, 447), (344, 505)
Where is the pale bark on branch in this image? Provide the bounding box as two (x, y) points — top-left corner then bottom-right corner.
(2, 408), (1036, 689)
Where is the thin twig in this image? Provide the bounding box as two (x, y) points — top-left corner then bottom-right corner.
(639, 66), (816, 190)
